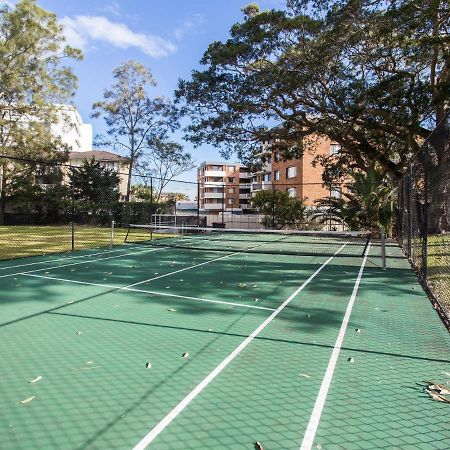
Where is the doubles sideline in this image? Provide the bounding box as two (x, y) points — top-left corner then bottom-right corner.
(299, 243), (371, 450)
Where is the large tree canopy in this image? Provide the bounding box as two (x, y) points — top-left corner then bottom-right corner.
(92, 60), (179, 201)
(177, 0), (449, 181)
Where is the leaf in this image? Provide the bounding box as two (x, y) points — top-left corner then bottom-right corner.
(28, 376), (42, 384)
(19, 396), (35, 404)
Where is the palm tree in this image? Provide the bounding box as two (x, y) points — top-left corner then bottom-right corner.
(310, 168), (396, 235)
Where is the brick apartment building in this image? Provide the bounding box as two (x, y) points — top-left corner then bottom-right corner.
(197, 135), (342, 218)
(252, 135), (341, 205)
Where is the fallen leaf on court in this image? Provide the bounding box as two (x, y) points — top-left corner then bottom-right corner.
(347, 357), (354, 362)
(254, 298), (259, 302)
(254, 442), (264, 450)
(28, 376), (42, 384)
(76, 331), (83, 335)
(425, 389), (450, 403)
(306, 314), (311, 318)
(252, 285), (258, 288)
(145, 362), (152, 369)
(208, 329), (213, 332)
(168, 308), (176, 312)
(66, 301), (74, 304)
(299, 373), (311, 378)
(19, 396), (35, 404)
(355, 328), (361, 332)
(85, 361), (94, 365)
(238, 283), (246, 288)
(182, 352), (189, 358)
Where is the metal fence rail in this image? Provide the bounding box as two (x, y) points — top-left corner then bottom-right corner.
(397, 113), (450, 326)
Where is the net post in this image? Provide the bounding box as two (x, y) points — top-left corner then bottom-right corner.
(110, 220), (115, 250)
(422, 143), (428, 281)
(361, 233), (371, 257)
(380, 229), (386, 270)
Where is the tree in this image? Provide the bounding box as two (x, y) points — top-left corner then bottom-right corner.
(70, 159), (120, 203)
(311, 168), (396, 234)
(0, 0), (82, 223)
(92, 61), (179, 201)
(251, 189), (306, 229)
(135, 138), (195, 203)
(176, 0), (449, 181)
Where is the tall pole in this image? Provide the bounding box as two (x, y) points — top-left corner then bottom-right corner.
(197, 180), (200, 227)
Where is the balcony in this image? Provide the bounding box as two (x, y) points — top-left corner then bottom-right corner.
(202, 203), (224, 210)
(239, 172), (251, 179)
(239, 193), (250, 199)
(202, 192), (223, 199)
(251, 181), (272, 192)
(204, 170), (225, 177)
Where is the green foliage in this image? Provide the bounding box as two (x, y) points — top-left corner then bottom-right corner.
(251, 189), (306, 229)
(242, 3), (261, 18)
(69, 159), (120, 224)
(70, 159), (120, 203)
(312, 169), (396, 234)
(177, 0), (449, 180)
(92, 61), (179, 200)
(0, 0), (82, 222)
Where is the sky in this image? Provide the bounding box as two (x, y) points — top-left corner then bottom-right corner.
(3, 0), (287, 194)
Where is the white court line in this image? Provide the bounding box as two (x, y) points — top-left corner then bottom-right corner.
(0, 247), (162, 280)
(299, 243), (371, 450)
(132, 242), (348, 450)
(22, 273), (276, 312)
(0, 244), (144, 272)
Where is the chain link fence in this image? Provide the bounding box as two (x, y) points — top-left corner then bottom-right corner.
(397, 113), (450, 325)
(0, 152), (395, 261)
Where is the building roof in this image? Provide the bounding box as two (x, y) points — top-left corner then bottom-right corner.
(68, 150), (127, 162)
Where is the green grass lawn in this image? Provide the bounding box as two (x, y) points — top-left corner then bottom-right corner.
(0, 225), (130, 261)
(427, 233), (450, 313)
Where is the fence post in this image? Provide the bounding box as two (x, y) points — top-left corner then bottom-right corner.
(422, 144), (428, 281)
(110, 220), (115, 250)
(71, 171), (75, 251)
(380, 228), (386, 270)
(197, 181), (200, 227)
(221, 182), (225, 225)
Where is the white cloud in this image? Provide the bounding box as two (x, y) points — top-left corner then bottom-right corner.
(61, 15), (176, 58)
(173, 14), (206, 40)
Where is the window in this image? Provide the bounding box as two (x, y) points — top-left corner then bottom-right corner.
(286, 187), (297, 198)
(228, 165), (235, 172)
(286, 166), (297, 178)
(274, 170), (280, 181)
(212, 165), (223, 171)
(228, 198), (235, 205)
(274, 152), (281, 162)
(228, 177), (235, 183)
(263, 173), (271, 182)
(330, 144), (341, 155)
(229, 188), (234, 194)
(330, 187), (342, 198)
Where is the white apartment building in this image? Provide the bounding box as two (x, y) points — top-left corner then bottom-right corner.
(197, 162), (251, 215)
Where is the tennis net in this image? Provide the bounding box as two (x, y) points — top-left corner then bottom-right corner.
(124, 224), (376, 259)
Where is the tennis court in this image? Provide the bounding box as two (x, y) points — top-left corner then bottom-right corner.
(0, 228), (449, 450)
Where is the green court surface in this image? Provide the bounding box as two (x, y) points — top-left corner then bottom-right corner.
(0, 238), (449, 450)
